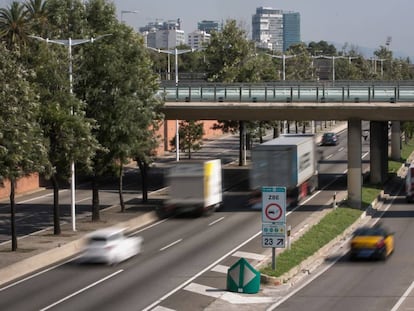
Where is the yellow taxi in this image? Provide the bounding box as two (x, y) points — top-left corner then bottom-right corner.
(349, 225), (394, 260)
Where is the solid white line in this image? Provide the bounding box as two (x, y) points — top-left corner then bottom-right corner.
(39, 269), (123, 311)
(209, 217), (225, 226)
(0, 258), (74, 291)
(326, 154), (333, 160)
(159, 239), (183, 251)
(390, 281), (414, 311)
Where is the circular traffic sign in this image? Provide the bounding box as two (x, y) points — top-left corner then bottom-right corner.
(264, 203), (283, 221)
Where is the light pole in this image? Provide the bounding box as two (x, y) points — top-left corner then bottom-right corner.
(267, 54), (296, 81)
(121, 10), (139, 23)
(29, 34), (111, 231)
(147, 46), (195, 161)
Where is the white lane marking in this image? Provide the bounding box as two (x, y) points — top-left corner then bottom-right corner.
(159, 239), (183, 252)
(362, 151), (369, 159)
(39, 270), (123, 311)
(211, 264), (229, 274)
(152, 306), (176, 311)
(0, 258), (75, 292)
(141, 231), (263, 311)
(76, 196), (92, 203)
(130, 219), (168, 235)
(232, 251), (266, 261)
(325, 154), (333, 160)
(391, 281), (414, 311)
(209, 217), (225, 226)
(184, 283), (276, 304)
(338, 147), (345, 152)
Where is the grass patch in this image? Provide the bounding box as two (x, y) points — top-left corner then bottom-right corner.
(260, 207), (363, 277)
(260, 138), (414, 278)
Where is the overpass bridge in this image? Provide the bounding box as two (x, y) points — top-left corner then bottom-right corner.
(158, 81), (414, 209)
(159, 81), (414, 121)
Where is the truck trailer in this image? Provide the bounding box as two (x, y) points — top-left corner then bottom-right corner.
(161, 159), (223, 217)
(249, 134), (318, 209)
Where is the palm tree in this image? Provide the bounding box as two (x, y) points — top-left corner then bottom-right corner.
(24, 0), (49, 37)
(0, 1), (30, 49)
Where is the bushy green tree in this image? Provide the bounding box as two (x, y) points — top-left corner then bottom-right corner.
(0, 42), (48, 250)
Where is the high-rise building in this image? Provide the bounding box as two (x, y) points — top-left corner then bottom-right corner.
(188, 30), (211, 49)
(197, 20), (222, 34)
(252, 7), (300, 53)
(252, 7), (284, 53)
(283, 12), (301, 51)
(140, 19), (185, 49)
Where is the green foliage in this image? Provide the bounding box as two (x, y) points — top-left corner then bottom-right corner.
(0, 42), (48, 179)
(170, 120), (204, 159)
(204, 20), (256, 83)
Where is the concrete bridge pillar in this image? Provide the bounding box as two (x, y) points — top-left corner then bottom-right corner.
(391, 121), (401, 161)
(348, 120), (362, 209)
(370, 121), (389, 185)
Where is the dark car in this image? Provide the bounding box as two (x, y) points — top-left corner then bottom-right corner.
(321, 132), (338, 146)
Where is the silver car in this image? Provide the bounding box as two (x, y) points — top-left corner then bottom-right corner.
(80, 227), (143, 265)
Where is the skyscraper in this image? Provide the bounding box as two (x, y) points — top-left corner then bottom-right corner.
(252, 7), (300, 53)
(252, 7), (284, 53)
(283, 12), (301, 51)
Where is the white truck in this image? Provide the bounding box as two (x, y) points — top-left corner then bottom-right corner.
(406, 161), (414, 202)
(249, 134), (318, 208)
(161, 159), (223, 217)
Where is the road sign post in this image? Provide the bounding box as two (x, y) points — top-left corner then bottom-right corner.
(261, 186), (287, 270)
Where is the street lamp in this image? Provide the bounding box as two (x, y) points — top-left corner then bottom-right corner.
(29, 34), (111, 231)
(121, 10), (139, 23)
(313, 55), (346, 82)
(267, 53), (296, 81)
(147, 46), (195, 161)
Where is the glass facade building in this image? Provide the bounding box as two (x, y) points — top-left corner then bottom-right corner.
(283, 12), (301, 51)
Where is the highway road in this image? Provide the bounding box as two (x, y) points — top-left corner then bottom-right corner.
(267, 176), (413, 311)
(0, 124), (365, 311)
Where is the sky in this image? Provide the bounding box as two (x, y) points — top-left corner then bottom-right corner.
(1, 0), (413, 59)
(113, 0), (414, 59)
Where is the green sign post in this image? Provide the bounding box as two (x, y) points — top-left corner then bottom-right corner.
(227, 258), (261, 294)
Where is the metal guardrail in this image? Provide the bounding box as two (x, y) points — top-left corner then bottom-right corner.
(158, 82), (414, 103)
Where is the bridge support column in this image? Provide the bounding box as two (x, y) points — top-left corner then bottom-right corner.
(348, 119), (362, 209)
(391, 121), (401, 161)
(370, 121), (388, 185)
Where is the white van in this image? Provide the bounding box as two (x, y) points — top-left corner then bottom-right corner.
(406, 162), (414, 202)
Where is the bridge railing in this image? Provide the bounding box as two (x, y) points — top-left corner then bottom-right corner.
(158, 82), (414, 103)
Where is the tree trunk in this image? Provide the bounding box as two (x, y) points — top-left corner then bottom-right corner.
(239, 121), (246, 166)
(91, 176), (100, 222)
(119, 163), (125, 212)
(137, 159), (149, 202)
(10, 178), (17, 251)
(51, 174), (61, 235)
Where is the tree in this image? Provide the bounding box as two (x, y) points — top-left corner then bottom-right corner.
(24, 0), (50, 37)
(0, 42), (48, 251)
(27, 41), (99, 234)
(0, 1), (30, 49)
(204, 19), (254, 83)
(78, 0), (163, 217)
(170, 121), (204, 159)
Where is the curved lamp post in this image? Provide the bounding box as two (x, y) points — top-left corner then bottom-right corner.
(147, 46), (195, 161)
(29, 34), (111, 231)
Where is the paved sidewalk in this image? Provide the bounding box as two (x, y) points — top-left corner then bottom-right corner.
(0, 121), (348, 289)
